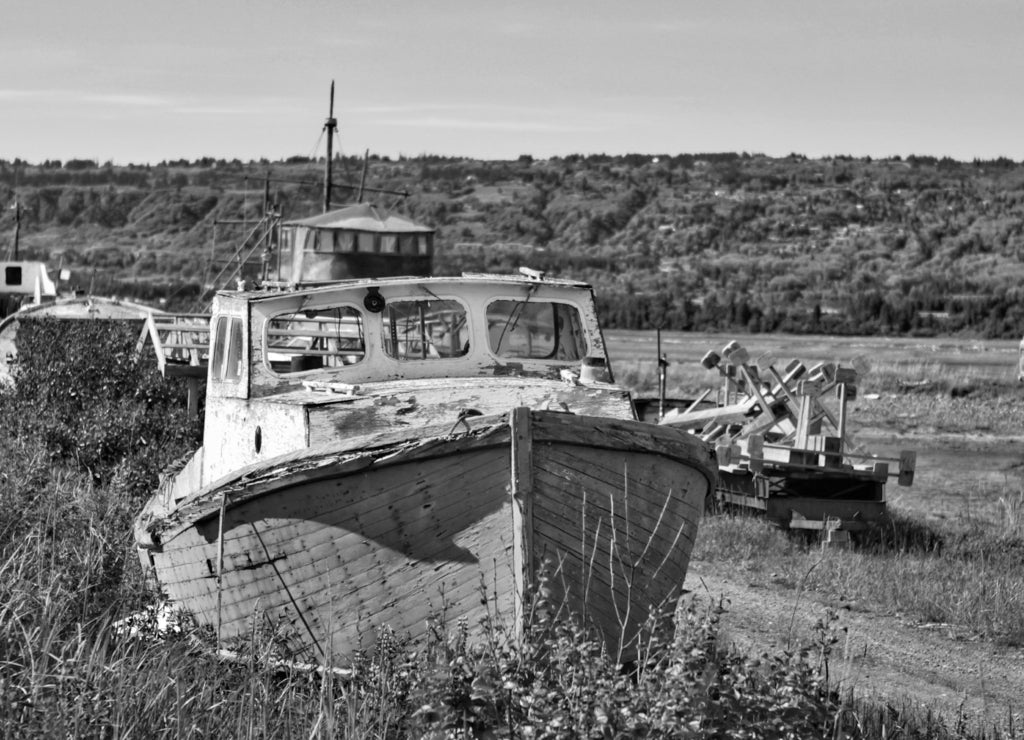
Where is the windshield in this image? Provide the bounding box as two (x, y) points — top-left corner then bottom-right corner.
(265, 305), (365, 374)
(486, 299), (587, 360)
(381, 299), (470, 360)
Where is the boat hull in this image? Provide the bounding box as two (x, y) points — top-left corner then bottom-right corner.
(136, 409), (716, 663)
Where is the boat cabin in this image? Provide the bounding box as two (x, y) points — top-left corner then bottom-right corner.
(0, 261), (58, 318)
(275, 203), (433, 283)
(173, 273), (633, 492)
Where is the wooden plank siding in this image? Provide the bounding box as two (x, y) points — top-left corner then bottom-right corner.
(153, 446), (515, 662)
(529, 444), (705, 661)
(142, 408), (716, 664)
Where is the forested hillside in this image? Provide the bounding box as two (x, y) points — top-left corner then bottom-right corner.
(3, 152), (1024, 337)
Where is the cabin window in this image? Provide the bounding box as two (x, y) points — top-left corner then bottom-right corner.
(418, 234), (432, 256)
(382, 299), (469, 360)
(277, 230), (293, 280)
(398, 235), (417, 255)
(265, 305), (365, 374)
(487, 300), (587, 361)
(313, 230), (354, 253)
(211, 316), (245, 382)
(4, 266), (21, 286)
(333, 231), (355, 253)
(357, 232), (376, 253)
(380, 235), (397, 254)
(292, 227), (314, 253)
(225, 319), (244, 380)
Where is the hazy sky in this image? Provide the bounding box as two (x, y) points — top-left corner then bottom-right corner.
(2, 0), (1021, 164)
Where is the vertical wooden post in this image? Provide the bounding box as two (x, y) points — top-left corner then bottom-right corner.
(656, 328), (668, 421)
(215, 490), (227, 649)
(509, 407), (534, 642)
(187, 376), (200, 419)
(794, 393), (813, 449)
(836, 382), (847, 459)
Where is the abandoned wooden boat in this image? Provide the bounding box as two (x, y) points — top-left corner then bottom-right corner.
(134, 272), (717, 664)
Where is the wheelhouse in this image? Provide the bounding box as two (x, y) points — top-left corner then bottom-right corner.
(275, 203), (434, 282)
(206, 274), (610, 401)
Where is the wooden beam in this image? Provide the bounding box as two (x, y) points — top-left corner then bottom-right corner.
(164, 365), (207, 379)
(658, 400), (755, 430)
(510, 407), (534, 642)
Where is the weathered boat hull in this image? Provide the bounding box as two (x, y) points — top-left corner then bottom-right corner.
(136, 408), (716, 664)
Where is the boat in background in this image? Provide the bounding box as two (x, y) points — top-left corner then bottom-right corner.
(275, 202), (433, 282)
(0, 260), (57, 314)
(135, 271), (717, 664)
(0, 260), (157, 384)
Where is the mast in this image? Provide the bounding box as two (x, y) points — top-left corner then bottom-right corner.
(357, 148), (369, 203)
(12, 201), (21, 261)
(323, 81), (338, 213)
(262, 174), (273, 281)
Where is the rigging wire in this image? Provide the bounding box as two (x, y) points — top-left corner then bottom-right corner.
(306, 129), (326, 164)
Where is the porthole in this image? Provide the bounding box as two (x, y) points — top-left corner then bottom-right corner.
(254, 425), (263, 454)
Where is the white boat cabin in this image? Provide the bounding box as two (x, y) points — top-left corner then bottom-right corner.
(0, 261), (58, 299)
(176, 273), (635, 496)
(0, 261), (58, 318)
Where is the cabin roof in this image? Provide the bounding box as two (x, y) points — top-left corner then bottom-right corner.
(221, 273), (593, 305)
(282, 203), (434, 234)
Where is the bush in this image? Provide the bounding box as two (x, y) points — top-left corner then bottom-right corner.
(5, 318), (201, 496)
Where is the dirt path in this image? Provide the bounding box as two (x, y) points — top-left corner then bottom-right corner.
(684, 559), (1024, 732)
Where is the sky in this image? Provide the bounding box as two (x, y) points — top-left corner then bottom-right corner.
(1, 0), (1022, 164)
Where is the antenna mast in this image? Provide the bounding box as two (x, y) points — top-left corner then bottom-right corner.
(323, 81), (338, 213)
(12, 201), (21, 261)
(357, 149), (369, 203)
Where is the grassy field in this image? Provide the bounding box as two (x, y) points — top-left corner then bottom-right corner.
(1, 324), (1023, 737)
(605, 329), (1023, 396)
(608, 329), (1024, 526)
(608, 329), (1024, 733)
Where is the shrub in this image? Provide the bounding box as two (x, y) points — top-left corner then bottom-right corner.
(5, 318), (201, 496)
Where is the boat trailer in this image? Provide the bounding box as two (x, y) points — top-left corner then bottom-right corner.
(650, 340), (915, 533)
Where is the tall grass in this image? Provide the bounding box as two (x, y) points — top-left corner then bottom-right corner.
(0, 448), (1014, 738)
(614, 357), (716, 400)
(0, 496), (1016, 739)
(695, 505), (1024, 646)
(1, 321), (1021, 737)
